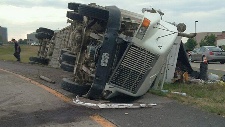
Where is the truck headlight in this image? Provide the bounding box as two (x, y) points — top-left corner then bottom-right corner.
(136, 18), (151, 40)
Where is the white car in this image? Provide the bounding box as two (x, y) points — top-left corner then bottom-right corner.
(31, 42), (40, 46)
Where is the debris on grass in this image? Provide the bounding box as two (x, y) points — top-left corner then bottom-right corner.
(171, 91), (187, 96)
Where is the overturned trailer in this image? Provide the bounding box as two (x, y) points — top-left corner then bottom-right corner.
(49, 3), (196, 100)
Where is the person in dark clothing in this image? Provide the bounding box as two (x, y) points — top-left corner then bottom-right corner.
(12, 39), (21, 62)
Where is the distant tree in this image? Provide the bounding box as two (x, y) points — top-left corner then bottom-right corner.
(184, 38), (197, 51)
(199, 34), (216, 47)
(18, 39), (23, 43)
(18, 39), (27, 44)
(23, 39), (27, 44)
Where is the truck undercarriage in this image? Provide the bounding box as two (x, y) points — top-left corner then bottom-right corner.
(32, 2), (196, 100)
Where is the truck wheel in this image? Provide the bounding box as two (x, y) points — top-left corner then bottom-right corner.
(29, 57), (49, 65)
(29, 56), (39, 63)
(36, 27), (54, 36)
(78, 4), (109, 21)
(60, 62), (74, 72)
(61, 78), (91, 96)
(35, 32), (53, 40)
(62, 52), (76, 65)
(220, 61), (225, 64)
(67, 11), (83, 22)
(39, 58), (49, 65)
(68, 2), (81, 11)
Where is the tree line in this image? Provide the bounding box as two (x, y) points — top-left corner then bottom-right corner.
(0, 36), (28, 45)
(184, 34), (217, 51)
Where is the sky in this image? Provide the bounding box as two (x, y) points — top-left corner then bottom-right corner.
(0, 0), (224, 42)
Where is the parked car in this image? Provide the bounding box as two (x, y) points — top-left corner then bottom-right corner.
(190, 46), (225, 64)
(31, 42), (40, 46)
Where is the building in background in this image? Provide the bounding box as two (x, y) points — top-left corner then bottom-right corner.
(27, 32), (38, 45)
(0, 26), (8, 43)
(195, 32), (221, 47)
(216, 31), (225, 46)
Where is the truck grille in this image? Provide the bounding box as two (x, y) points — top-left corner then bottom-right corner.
(110, 45), (159, 93)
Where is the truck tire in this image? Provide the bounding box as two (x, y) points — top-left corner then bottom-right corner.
(78, 4), (109, 21)
(66, 11), (83, 22)
(60, 62), (74, 72)
(60, 48), (71, 55)
(68, 2), (81, 11)
(62, 52), (76, 65)
(36, 27), (54, 36)
(29, 57), (49, 65)
(35, 32), (53, 40)
(61, 78), (91, 96)
(38, 58), (49, 65)
(220, 61), (225, 64)
(29, 56), (39, 63)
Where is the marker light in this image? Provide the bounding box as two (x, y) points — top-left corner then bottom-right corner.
(142, 18), (151, 27)
(136, 18), (151, 40)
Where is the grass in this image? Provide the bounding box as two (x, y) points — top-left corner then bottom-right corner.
(150, 82), (225, 116)
(0, 44), (39, 63)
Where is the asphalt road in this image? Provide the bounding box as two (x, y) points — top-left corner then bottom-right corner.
(0, 69), (100, 127)
(0, 60), (225, 127)
(191, 62), (225, 76)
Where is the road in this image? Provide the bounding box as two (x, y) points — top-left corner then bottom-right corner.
(191, 62), (225, 76)
(0, 69), (101, 127)
(0, 60), (225, 127)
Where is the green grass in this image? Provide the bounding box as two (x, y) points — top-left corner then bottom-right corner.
(150, 82), (225, 116)
(0, 44), (39, 63)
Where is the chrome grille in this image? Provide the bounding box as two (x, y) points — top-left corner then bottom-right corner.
(110, 45), (159, 93)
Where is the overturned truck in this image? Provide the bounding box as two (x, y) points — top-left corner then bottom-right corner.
(54, 3), (196, 100)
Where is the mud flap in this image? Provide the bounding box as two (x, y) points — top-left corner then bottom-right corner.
(177, 42), (193, 74)
(85, 6), (121, 99)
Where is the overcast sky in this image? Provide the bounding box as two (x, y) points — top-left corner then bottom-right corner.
(0, 0), (224, 42)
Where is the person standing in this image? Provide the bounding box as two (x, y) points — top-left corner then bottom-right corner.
(12, 39), (21, 62)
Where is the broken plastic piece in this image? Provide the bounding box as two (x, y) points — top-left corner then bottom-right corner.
(73, 96), (157, 109)
(171, 92), (187, 96)
(39, 75), (55, 83)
